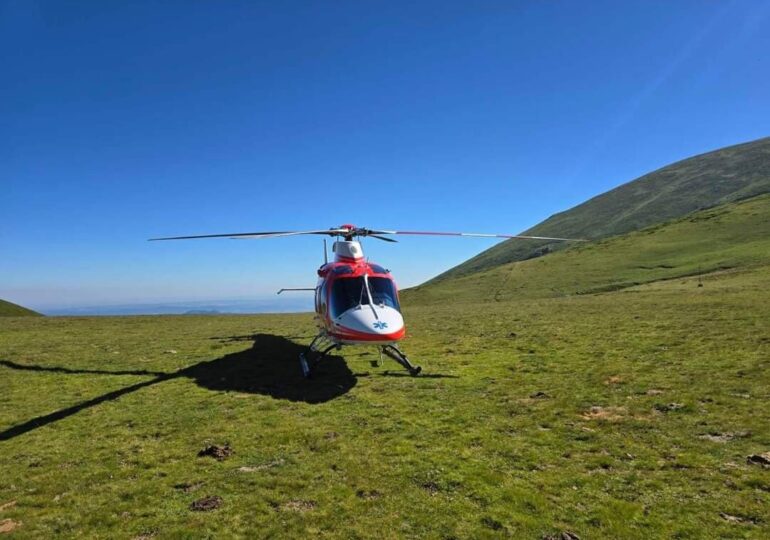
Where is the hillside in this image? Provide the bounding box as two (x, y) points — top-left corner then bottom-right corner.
(2, 233), (768, 537)
(0, 298), (41, 317)
(433, 136), (770, 281)
(405, 193), (770, 305)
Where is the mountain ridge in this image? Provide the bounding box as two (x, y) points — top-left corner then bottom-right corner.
(430, 136), (770, 282)
(405, 193), (770, 305)
(0, 299), (41, 317)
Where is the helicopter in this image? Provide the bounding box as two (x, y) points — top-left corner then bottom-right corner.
(150, 225), (582, 378)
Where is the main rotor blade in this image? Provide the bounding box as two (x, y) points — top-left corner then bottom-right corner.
(377, 231), (587, 242)
(150, 227), (585, 242)
(149, 229), (348, 241)
(368, 234), (398, 243)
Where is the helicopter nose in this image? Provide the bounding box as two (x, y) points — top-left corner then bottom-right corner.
(336, 305), (404, 336)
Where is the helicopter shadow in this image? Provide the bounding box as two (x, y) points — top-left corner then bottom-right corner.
(182, 333), (355, 403)
(0, 334), (355, 441)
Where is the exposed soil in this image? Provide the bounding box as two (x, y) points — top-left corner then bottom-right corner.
(720, 512), (759, 524)
(0, 501), (16, 512)
(747, 452), (770, 468)
(355, 489), (381, 500)
(421, 481), (440, 495)
(132, 530), (158, 540)
(543, 532), (580, 540)
(581, 406), (627, 421)
(0, 519), (21, 534)
(174, 482), (203, 493)
(237, 458), (285, 472)
(654, 403), (685, 413)
(190, 495), (223, 512)
(280, 500), (316, 512)
(699, 431), (750, 443)
(197, 444), (233, 461)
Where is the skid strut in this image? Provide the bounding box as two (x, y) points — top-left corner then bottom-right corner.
(300, 334), (421, 378)
(381, 344), (422, 377)
(299, 332), (340, 379)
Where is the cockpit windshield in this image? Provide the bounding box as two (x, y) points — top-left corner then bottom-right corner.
(369, 277), (399, 309)
(330, 276), (400, 317)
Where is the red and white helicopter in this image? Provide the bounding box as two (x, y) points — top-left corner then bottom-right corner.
(151, 225), (581, 377)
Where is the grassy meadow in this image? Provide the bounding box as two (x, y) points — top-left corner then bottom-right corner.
(408, 194), (770, 305)
(2, 196), (770, 538)
(1, 263), (769, 538)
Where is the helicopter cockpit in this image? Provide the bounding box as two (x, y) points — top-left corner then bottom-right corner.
(330, 275), (400, 318)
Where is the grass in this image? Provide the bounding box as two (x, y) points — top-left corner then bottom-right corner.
(0, 299), (40, 317)
(1, 271), (769, 537)
(406, 194), (770, 305)
(436, 136), (770, 280)
(1, 196), (769, 538)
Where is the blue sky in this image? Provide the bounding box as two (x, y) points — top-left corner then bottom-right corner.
(2, 1), (769, 312)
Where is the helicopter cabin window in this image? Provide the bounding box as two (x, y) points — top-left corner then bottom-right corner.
(368, 277), (399, 309)
(369, 264), (389, 274)
(318, 281), (328, 314)
(330, 277), (400, 317)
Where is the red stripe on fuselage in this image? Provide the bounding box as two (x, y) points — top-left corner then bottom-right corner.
(329, 324), (405, 343)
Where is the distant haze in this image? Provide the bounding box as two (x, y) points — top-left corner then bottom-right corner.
(41, 297), (311, 316)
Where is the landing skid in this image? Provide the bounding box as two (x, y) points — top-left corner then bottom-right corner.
(380, 344), (422, 377)
(299, 333), (421, 378)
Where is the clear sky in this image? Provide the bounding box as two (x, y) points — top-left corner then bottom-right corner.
(2, 1), (769, 312)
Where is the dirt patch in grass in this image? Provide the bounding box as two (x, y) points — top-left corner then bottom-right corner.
(280, 500), (316, 512)
(355, 489), (381, 500)
(581, 406), (627, 421)
(0, 501), (16, 512)
(190, 495), (222, 512)
(699, 431), (750, 443)
(132, 530), (158, 540)
(604, 375), (624, 385)
(543, 532), (580, 540)
(421, 481), (441, 495)
(747, 452), (770, 468)
(654, 403), (685, 413)
(197, 445), (233, 461)
(720, 512), (760, 524)
(174, 481), (203, 493)
(0, 519), (21, 534)
(238, 458), (285, 472)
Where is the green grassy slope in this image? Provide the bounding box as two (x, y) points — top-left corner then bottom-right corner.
(0, 299), (41, 317)
(405, 193), (770, 305)
(434, 136), (770, 281)
(1, 263), (768, 537)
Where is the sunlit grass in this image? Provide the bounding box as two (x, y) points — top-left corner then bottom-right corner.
(1, 196), (769, 538)
(1, 264), (768, 538)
